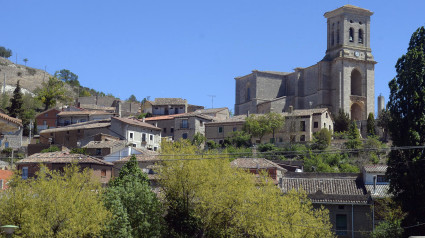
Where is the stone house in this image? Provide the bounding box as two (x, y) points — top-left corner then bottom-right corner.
(230, 158), (286, 185)
(82, 140), (126, 158)
(204, 115), (246, 145)
(173, 113), (214, 141)
(76, 96), (139, 117)
(235, 5), (375, 121)
(16, 151), (114, 185)
(36, 108), (60, 133)
(205, 108), (333, 145)
(145, 114), (182, 140)
(57, 110), (114, 126)
(281, 172), (373, 238)
(0, 112), (23, 149)
(143, 98), (188, 116)
(39, 119), (113, 148)
(109, 117), (161, 151)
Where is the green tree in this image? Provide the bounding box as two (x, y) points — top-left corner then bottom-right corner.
(367, 112), (376, 136)
(266, 112), (285, 143)
(23, 58), (28, 66)
(0, 165), (110, 237)
(0, 46), (12, 58)
(377, 109), (391, 142)
(192, 132), (206, 147)
(104, 155), (164, 238)
(127, 94), (138, 103)
(6, 81), (24, 118)
(227, 131), (251, 148)
(0, 92), (10, 111)
(386, 26), (425, 237)
(344, 121), (362, 150)
(334, 109), (350, 132)
(36, 77), (71, 110)
(40, 145), (61, 153)
(160, 140), (334, 237)
(54, 69), (80, 87)
(312, 128), (332, 150)
(370, 198), (405, 238)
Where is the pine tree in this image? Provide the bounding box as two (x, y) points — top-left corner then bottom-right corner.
(7, 80), (23, 118)
(334, 109), (351, 132)
(367, 112), (376, 136)
(386, 26), (425, 237)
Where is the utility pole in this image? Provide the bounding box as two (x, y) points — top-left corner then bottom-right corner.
(207, 95), (216, 109)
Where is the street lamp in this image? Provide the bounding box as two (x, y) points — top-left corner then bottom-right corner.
(1, 225), (18, 237)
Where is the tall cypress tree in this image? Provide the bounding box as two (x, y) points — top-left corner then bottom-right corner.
(7, 80), (23, 118)
(387, 26), (425, 237)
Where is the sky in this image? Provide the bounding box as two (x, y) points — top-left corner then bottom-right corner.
(2, 0), (425, 113)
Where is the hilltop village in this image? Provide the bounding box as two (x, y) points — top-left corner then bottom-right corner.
(0, 4), (424, 238)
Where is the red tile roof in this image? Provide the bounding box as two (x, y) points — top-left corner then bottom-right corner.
(0, 112), (22, 127)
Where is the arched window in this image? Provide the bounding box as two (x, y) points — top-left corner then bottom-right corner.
(358, 29), (363, 44)
(351, 103), (362, 121)
(349, 28), (354, 42)
(351, 69), (362, 96)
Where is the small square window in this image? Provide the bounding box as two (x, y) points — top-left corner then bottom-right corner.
(96, 148), (102, 155)
(129, 132), (134, 139)
(218, 127), (223, 133)
(182, 133), (188, 139)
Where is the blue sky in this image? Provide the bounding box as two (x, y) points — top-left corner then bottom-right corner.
(2, 1), (425, 113)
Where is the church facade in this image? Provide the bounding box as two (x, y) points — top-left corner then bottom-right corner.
(234, 5), (376, 121)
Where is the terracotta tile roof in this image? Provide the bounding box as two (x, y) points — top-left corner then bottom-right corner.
(112, 117), (161, 131)
(363, 165), (387, 173)
(281, 172), (370, 204)
(113, 150), (160, 163)
(0, 112), (22, 127)
(17, 152), (113, 166)
(150, 98), (187, 105)
(144, 114), (185, 121)
(173, 112), (214, 120)
(83, 140), (126, 149)
(58, 110), (113, 116)
(40, 119), (111, 133)
(231, 158), (287, 171)
(36, 108), (60, 117)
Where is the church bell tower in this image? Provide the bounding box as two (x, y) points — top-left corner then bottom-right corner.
(324, 5), (376, 120)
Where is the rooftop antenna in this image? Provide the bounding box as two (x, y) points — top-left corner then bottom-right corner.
(207, 95), (216, 108)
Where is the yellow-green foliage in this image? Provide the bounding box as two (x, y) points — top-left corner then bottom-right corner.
(0, 165), (110, 238)
(160, 140), (334, 237)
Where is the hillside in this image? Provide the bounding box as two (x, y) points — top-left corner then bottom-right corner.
(0, 57), (52, 94)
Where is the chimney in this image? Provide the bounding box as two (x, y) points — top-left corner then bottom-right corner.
(289, 106), (293, 113)
(373, 175), (377, 194)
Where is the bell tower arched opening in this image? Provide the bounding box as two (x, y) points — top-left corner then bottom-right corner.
(351, 69), (362, 96)
(351, 103), (362, 121)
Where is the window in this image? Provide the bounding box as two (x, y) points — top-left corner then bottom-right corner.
(337, 29), (340, 44)
(96, 148), (102, 156)
(377, 175), (389, 183)
(349, 28), (354, 42)
(300, 135), (306, 142)
(182, 133), (188, 139)
(154, 147), (157, 151)
(314, 122), (318, 128)
(233, 127), (237, 132)
(200, 121), (203, 126)
(22, 167), (28, 179)
(279, 137), (283, 143)
(142, 133), (146, 142)
(336, 214), (348, 236)
(300, 121), (306, 132)
(324, 123), (326, 128)
(181, 119), (188, 129)
(218, 127), (223, 133)
(101, 169), (106, 177)
(129, 132), (134, 140)
(171, 127), (174, 133)
(43, 120), (47, 126)
(331, 31), (334, 45)
(163, 128), (167, 133)
(326, 113), (328, 118)
(358, 29), (364, 43)
(78, 129), (81, 133)
(132, 143), (137, 147)
(150, 135), (153, 141)
(44, 113), (48, 117)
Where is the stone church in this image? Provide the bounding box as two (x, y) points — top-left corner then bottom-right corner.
(234, 5), (376, 121)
